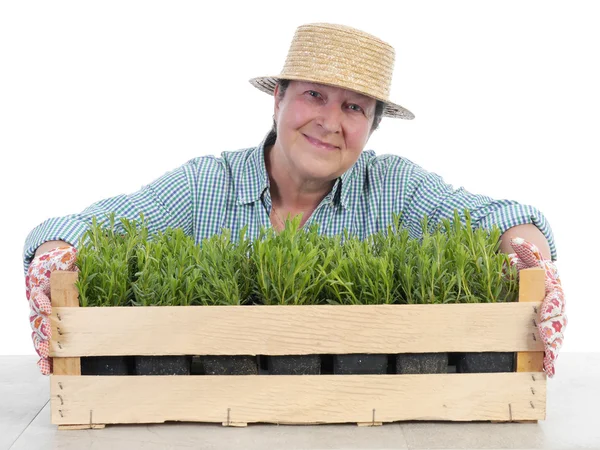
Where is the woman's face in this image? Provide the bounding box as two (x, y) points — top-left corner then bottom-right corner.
(273, 80), (377, 184)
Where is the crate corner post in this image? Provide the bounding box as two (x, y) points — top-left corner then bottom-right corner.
(515, 266), (547, 423)
(50, 271), (103, 429)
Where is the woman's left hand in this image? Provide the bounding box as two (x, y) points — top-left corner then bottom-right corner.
(506, 237), (567, 378)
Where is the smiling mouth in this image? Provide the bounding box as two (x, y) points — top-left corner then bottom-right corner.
(303, 134), (339, 151)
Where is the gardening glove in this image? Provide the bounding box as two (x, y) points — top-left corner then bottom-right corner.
(503, 237), (566, 378)
(25, 246), (78, 375)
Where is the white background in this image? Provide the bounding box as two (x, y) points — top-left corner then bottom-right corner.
(1, 1), (598, 357)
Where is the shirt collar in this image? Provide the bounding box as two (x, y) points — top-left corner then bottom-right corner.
(237, 130), (355, 210)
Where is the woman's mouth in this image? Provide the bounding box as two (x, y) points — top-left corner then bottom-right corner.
(303, 134), (339, 151)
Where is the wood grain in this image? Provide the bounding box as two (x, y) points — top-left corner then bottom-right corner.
(50, 271), (81, 375)
(516, 268), (546, 373)
(50, 373), (546, 425)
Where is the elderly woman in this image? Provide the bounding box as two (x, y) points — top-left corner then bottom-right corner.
(24, 23), (566, 377)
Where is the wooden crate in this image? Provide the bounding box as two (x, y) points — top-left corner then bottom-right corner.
(49, 267), (546, 429)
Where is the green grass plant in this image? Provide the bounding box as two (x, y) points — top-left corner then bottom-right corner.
(75, 208), (520, 307)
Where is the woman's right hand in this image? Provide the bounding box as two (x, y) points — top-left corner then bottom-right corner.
(25, 245), (78, 375)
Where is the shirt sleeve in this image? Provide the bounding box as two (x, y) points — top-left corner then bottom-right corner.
(400, 161), (558, 262)
(22, 158), (198, 277)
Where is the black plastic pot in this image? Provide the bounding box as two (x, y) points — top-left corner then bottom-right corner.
(191, 355), (204, 374)
(396, 353), (448, 374)
(333, 354), (388, 374)
(201, 355), (258, 375)
(81, 356), (132, 375)
(134, 356), (192, 375)
(268, 355), (321, 375)
(321, 354), (334, 374)
(456, 352), (515, 373)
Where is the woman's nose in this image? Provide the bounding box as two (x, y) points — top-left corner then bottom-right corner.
(316, 102), (343, 133)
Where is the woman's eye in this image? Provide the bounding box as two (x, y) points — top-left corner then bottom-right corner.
(307, 90), (322, 98)
(348, 104), (363, 112)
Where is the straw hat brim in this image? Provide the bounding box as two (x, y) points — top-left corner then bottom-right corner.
(250, 75), (415, 120)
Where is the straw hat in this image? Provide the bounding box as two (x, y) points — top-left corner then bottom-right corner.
(249, 23), (414, 120)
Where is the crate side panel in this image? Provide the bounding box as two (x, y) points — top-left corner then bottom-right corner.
(49, 373), (546, 425)
(49, 303), (544, 357)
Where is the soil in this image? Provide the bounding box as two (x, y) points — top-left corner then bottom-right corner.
(267, 355), (321, 375)
(456, 352), (515, 373)
(81, 356), (132, 375)
(201, 355), (258, 375)
(333, 354), (388, 374)
(134, 356), (192, 375)
(396, 353), (449, 374)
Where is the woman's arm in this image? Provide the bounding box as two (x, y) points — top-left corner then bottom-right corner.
(499, 223), (552, 260)
(34, 240), (72, 258)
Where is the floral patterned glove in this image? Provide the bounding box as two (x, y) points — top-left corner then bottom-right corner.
(506, 237), (566, 378)
(25, 246), (78, 375)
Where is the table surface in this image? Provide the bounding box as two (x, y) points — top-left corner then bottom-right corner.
(2, 353), (599, 450)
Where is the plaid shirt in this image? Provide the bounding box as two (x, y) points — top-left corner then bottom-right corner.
(23, 130), (557, 276)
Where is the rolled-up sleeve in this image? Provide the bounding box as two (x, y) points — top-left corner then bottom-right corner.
(22, 159), (197, 277)
(401, 163), (558, 262)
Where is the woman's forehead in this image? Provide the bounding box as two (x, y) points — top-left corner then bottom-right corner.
(291, 80), (374, 102)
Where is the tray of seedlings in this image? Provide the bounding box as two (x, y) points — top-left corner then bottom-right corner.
(49, 210), (546, 429)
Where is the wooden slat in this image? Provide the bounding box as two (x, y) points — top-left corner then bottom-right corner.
(58, 424), (106, 430)
(517, 268), (546, 373)
(50, 271), (81, 375)
(50, 373), (546, 425)
(49, 301), (544, 356)
(221, 422), (248, 427)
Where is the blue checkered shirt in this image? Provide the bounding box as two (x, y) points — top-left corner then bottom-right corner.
(23, 131), (557, 276)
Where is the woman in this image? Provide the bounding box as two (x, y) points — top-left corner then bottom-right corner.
(24, 23), (565, 377)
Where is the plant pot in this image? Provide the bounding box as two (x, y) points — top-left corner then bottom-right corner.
(267, 355), (321, 375)
(134, 356), (192, 375)
(191, 355), (204, 374)
(333, 354), (388, 374)
(456, 352), (515, 373)
(81, 356), (131, 375)
(201, 355), (258, 375)
(396, 353), (448, 374)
